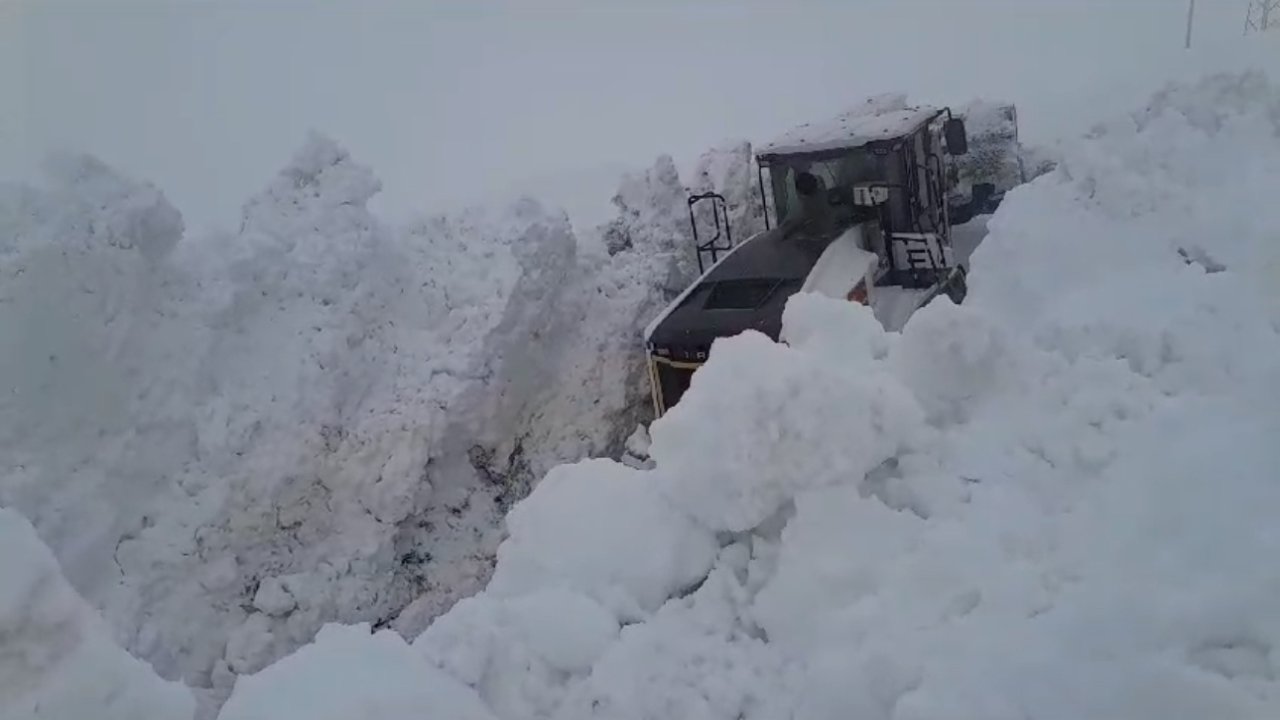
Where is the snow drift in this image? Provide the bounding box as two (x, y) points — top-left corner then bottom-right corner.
(0, 125), (766, 712)
(0, 138), (584, 703)
(218, 71), (1280, 719)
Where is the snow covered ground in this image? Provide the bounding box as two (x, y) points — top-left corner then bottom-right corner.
(3, 69), (1279, 720)
(222, 70), (1280, 719)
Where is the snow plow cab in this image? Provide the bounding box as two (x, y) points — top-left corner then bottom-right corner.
(644, 101), (972, 417)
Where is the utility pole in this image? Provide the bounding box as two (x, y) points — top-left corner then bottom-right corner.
(1245, 0), (1280, 35)
(1185, 0), (1195, 48)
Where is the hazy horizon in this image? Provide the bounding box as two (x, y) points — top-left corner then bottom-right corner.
(4, 0), (1275, 231)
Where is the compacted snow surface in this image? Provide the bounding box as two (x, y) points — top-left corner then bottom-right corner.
(3, 72), (1280, 719)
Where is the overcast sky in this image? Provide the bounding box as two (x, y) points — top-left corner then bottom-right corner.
(3, 1), (1275, 231)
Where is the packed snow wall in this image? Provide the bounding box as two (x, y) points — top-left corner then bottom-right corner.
(0, 138), (577, 709)
(219, 71), (1280, 720)
(0, 130), (766, 713)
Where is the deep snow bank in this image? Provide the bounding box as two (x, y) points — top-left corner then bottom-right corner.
(0, 127), (767, 712)
(1, 138), (579, 705)
(0, 137), (601, 700)
(224, 71), (1280, 719)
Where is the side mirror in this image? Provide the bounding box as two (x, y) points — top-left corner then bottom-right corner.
(944, 118), (968, 156)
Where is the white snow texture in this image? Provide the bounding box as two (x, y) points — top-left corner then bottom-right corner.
(226, 71), (1280, 719)
(0, 126), (765, 713)
(3, 71), (1280, 720)
(0, 508), (195, 720)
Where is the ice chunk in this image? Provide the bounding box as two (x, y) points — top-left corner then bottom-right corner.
(252, 577), (296, 617)
(488, 458), (718, 619)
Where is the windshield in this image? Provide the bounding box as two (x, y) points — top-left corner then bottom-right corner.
(767, 150), (893, 226)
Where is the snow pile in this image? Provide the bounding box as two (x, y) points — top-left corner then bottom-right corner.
(133, 139), (582, 693)
(223, 70), (1279, 719)
(0, 508), (195, 720)
(218, 624), (495, 720)
(0, 125), (770, 710)
(649, 327), (925, 533)
(0, 136), (586, 707)
(0, 153), (193, 596)
(488, 458), (718, 617)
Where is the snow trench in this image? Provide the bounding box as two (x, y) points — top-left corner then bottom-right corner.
(5, 72), (1280, 720)
(228, 70), (1280, 720)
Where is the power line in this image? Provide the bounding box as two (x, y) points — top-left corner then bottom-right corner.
(1186, 0), (1195, 49)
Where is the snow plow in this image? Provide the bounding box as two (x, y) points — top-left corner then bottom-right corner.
(644, 99), (996, 417)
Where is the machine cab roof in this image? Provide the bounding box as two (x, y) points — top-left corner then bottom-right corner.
(757, 105), (942, 161)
